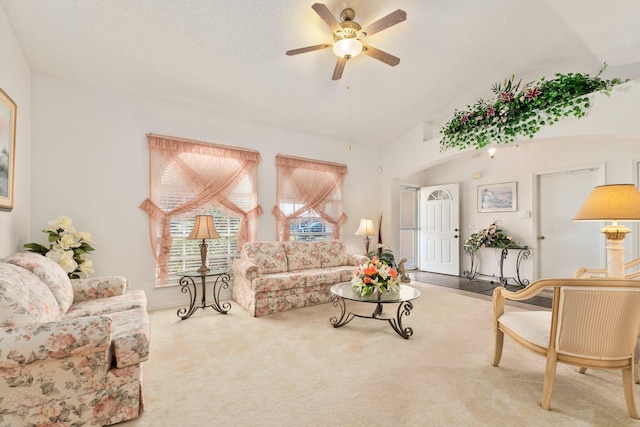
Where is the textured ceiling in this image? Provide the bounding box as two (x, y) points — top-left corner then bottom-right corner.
(2, 0), (640, 147)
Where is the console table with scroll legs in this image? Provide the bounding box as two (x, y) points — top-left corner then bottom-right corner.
(462, 245), (530, 288)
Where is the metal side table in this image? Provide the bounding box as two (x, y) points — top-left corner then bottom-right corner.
(177, 270), (231, 320)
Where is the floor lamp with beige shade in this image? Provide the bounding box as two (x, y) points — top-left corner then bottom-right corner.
(573, 184), (640, 278)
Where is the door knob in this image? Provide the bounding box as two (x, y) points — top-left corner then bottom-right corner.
(537, 235), (545, 240)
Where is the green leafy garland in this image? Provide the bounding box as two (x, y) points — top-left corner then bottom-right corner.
(439, 63), (627, 151)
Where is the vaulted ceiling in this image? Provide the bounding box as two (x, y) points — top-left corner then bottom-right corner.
(2, 0), (639, 147)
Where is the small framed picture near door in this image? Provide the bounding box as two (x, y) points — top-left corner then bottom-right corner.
(0, 86), (16, 211)
(478, 182), (517, 213)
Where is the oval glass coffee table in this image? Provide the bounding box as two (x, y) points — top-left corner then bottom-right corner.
(330, 283), (421, 339)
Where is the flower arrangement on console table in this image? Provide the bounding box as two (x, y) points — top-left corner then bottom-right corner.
(24, 215), (95, 279)
(464, 221), (519, 254)
(351, 256), (400, 297)
(439, 63), (628, 151)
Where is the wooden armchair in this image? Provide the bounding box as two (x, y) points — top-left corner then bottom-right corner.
(493, 278), (640, 418)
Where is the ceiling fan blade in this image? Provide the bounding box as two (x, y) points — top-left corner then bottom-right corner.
(361, 9), (407, 37)
(312, 3), (342, 33)
(286, 43), (331, 56)
(332, 57), (346, 80)
(363, 45), (400, 66)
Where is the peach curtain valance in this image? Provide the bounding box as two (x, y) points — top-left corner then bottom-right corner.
(275, 154), (348, 174)
(140, 134), (262, 282)
(147, 133), (261, 162)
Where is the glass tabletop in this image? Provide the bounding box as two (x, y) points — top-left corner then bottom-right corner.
(331, 283), (421, 303)
(179, 269), (229, 278)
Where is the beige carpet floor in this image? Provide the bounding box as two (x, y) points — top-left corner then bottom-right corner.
(120, 282), (638, 426)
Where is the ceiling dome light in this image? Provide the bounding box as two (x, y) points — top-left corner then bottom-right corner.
(333, 37), (363, 59)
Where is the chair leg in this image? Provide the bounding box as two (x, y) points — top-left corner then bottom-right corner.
(623, 365), (640, 419)
(577, 367), (587, 374)
(541, 353), (558, 411)
(492, 328), (504, 367)
(634, 340), (640, 384)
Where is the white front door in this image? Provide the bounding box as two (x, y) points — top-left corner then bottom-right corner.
(419, 183), (460, 275)
(535, 166), (603, 279)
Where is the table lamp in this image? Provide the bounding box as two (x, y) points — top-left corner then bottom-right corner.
(573, 184), (640, 278)
(355, 218), (376, 255)
(188, 215), (220, 273)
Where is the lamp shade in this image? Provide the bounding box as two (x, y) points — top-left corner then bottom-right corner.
(354, 218), (376, 236)
(188, 215), (220, 239)
(573, 184), (640, 221)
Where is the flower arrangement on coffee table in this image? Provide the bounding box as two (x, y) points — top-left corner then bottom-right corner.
(351, 256), (400, 297)
(24, 215), (95, 279)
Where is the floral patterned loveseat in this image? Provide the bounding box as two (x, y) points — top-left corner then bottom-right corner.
(232, 241), (367, 317)
(0, 252), (150, 426)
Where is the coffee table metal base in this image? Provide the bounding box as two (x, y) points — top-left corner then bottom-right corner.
(330, 295), (415, 339)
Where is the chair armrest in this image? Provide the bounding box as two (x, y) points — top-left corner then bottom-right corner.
(493, 278), (640, 313)
(232, 258), (260, 282)
(0, 315), (112, 368)
(71, 276), (128, 302)
(349, 254), (369, 266)
(575, 258), (640, 278)
(573, 266), (607, 278)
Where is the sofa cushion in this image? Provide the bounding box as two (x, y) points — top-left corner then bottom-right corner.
(71, 275), (128, 302)
(241, 242), (288, 274)
(64, 290), (147, 318)
(299, 268), (343, 286)
(282, 242), (322, 271)
(251, 272), (306, 293)
(2, 251), (74, 315)
(0, 263), (61, 327)
(316, 240), (349, 267)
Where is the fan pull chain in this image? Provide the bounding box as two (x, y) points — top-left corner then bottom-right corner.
(347, 62), (352, 142)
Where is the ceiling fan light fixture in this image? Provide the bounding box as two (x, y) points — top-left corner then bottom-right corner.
(333, 37), (363, 59)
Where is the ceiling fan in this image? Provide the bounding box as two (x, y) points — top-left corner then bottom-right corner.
(286, 3), (407, 80)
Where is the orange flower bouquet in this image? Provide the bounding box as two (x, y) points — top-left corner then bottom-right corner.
(351, 256), (400, 297)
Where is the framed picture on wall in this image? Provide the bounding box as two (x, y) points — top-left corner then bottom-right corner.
(0, 86), (17, 211)
(478, 182), (517, 213)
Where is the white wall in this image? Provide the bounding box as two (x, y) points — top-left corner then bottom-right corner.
(381, 80), (640, 281)
(30, 74), (379, 310)
(0, 6), (31, 254)
(415, 136), (640, 280)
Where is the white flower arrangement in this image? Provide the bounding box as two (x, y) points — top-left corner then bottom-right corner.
(24, 216), (95, 279)
(351, 256), (400, 297)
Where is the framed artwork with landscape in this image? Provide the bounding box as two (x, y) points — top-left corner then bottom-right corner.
(478, 182), (517, 213)
(0, 87), (16, 211)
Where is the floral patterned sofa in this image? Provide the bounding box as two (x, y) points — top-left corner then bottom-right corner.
(232, 241), (368, 317)
(0, 251), (150, 426)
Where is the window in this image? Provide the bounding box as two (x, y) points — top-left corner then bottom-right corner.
(167, 210), (241, 274)
(399, 186), (419, 269)
(286, 208), (333, 241)
(140, 134), (262, 284)
(274, 154), (347, 242)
